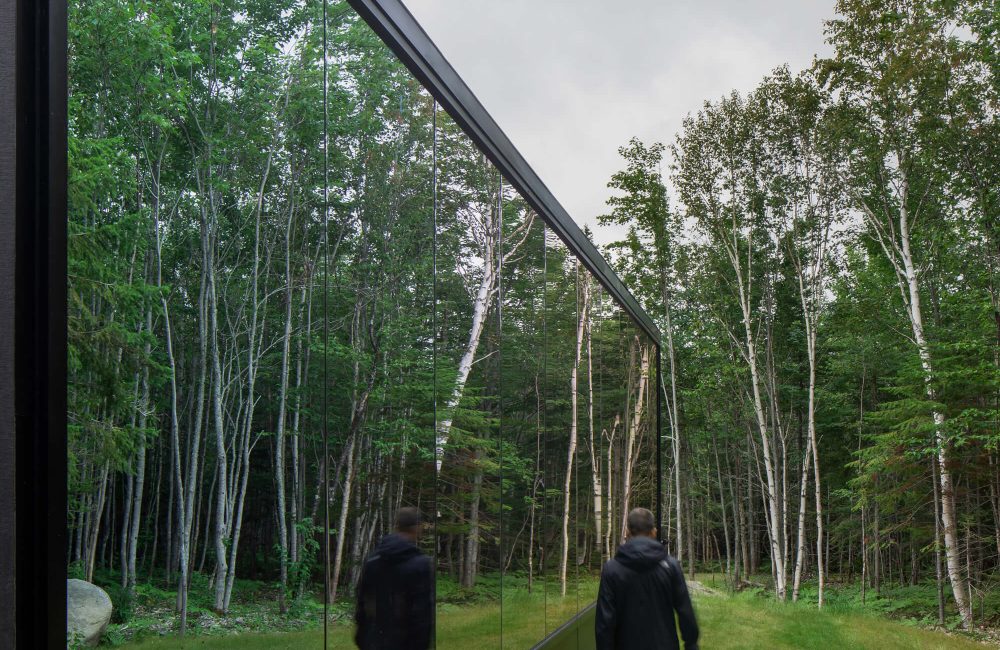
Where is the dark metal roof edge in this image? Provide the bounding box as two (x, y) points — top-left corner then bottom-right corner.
(529, 601), (596, 650)
(347, 0), (662, 345)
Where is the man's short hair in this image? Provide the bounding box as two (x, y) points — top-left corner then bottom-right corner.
(395, 507), (422, 531)
(627, 507), (655, 536)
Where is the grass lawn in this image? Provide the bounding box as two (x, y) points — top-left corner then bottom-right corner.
(694, 590), (987, 649)
(116, 580), (597, 649)
(118, 581), (989, 649)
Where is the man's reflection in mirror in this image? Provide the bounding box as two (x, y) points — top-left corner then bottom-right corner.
(354, 507), (433, 650)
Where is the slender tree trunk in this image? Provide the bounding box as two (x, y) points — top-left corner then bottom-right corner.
(899, 205), (971, 625)
(208, 228), (229, 613)
(662, 276), (683, 570)
(792, 433), (812, 601)
(330, 434), (357, 603)
(989, 453), (1000, 565)
(462, 453), (484, 589)
(793, 230), (827, 607)
(586, 307), (604, 564)
(528, 373), (543, 592)
(223, 423), (252, 613)
(560, 269), (589, 595)
(290, 277), (312, 574)
(127, 309), (151, 594)
(712, 433), (732, 581)
(859, 177), (971, 625)
(436, 243), (495, 473)
(86, 462), (111, 583)
(619, 341), (650, 543)
(724, 232), (787, 599)
(605, 417), (619, 561)
(121, 427), (134, 589)
(274, 178), (294, 612)
(932, 455), (945, 625)
(807, 351), (824, 607)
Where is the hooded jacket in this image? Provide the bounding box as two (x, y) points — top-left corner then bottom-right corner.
(354, 533), (433, 650)
(595, 536), (699, 650)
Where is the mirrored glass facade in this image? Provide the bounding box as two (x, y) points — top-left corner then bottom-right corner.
(65, 0), (660, 647)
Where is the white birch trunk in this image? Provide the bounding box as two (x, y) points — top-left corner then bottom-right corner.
(435, 210), (533, 473)
(604, 415), (619, 560)
(206, 200), (230, 613)
(856, 174), (971, 625)
(730, 242), (787, 599)
(153, 183), (188, 631)
(586, 305), (604, 564)
(662, 281), (683, 567)
(560, 269), (589, 595)
(274, 183), (294, 610)
(898, 201), (971, 626)
(807, 339), (825, 607)
(436, 255), (494, 472)
(792, 433), (812, 601)
(620, 342), (650, 543)
(790, 197), (829, 608)
(330, 434), (357, 603)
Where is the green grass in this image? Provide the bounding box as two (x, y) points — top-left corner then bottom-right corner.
(694, 590), (987, 649)
(116, 578), (990, 649)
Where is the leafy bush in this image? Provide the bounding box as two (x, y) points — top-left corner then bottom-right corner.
(105, 582), (135, 624)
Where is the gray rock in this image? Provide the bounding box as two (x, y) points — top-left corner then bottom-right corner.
(67, 579), (113, 647)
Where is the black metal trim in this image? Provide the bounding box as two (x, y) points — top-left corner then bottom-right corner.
(0, 0), (16, 643)
(5, 0), (68, 646)
(347, 0), (661, 345)
(656, 348), (663, 543)
(530, 601), (597, 650)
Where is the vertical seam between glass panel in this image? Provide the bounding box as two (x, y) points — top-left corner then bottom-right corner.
(541, 224), (548, 637)
(657, 344), (663, 544)
(567, 257), (589, 646)
(431, 99), (438, 650)
(322, 0), (331, 644)
(598, 289), (603, 570)
(497, 174), (504, 648)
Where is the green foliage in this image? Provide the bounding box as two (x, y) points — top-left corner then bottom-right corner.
(66, 0), (999, 643)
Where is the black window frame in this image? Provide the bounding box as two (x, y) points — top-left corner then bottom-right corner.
(0, 0), (662, 644)
(2, 0), (69, 647)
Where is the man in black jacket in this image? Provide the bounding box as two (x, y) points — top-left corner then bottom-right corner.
(354, 507), (433, 650)
(596, 507), (699, 650)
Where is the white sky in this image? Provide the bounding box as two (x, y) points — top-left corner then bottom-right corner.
(403, 0), (836, 245)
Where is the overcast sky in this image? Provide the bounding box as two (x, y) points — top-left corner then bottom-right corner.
(404, 0), (837, 245)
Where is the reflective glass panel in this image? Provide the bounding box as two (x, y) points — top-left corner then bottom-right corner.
(433, 110), (503, 648)
(541, 230), (579, 633)
(498, 192), (545, 648)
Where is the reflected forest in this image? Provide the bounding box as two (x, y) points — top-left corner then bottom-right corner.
(67, 0), (657, 646)
(66, 0), (999, 647)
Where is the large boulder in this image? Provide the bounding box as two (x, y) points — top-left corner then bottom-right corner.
(67, 579), (112, 647)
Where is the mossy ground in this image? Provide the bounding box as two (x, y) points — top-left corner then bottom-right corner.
(108, 572), (995, 648)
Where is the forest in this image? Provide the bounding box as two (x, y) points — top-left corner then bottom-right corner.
(606, 0), (998, 636)
(66, 0), (998, 647)
(67, 0), (655, 646)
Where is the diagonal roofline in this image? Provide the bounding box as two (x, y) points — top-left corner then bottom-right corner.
(348, 0), (662, 345)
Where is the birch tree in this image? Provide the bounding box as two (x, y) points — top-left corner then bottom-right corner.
(823, 0), (973, 625)
(674, 89), (790, 599)
(763, 69), (841, 607)
(600, 138), (685, 562)
(559, 263), (590, 595)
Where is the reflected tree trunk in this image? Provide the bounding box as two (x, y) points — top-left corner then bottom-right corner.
(560, 265), (590, 595)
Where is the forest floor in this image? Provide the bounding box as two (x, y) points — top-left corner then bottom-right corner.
(105, 572), (998, 649)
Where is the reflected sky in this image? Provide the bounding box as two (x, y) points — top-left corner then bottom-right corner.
(403, 0), (834, 245)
